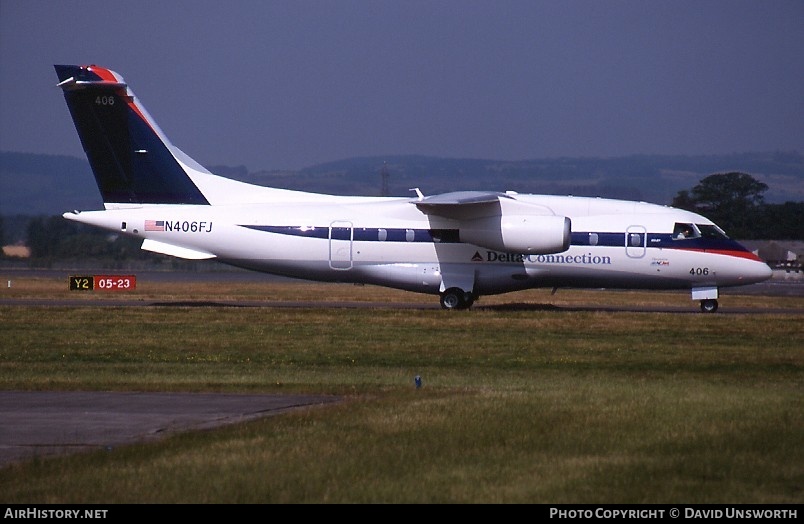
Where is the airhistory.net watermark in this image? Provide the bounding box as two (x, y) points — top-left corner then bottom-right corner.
(4, 507), (108, 519)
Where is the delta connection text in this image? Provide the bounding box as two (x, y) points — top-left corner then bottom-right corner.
(485, 251), (612, 265)
(548, 507), (798, 519)
(4, 507), (108, 519)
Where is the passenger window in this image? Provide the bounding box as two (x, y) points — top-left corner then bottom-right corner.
(378, 228), (387, 242)
(405, 229), (415, 242)
(588, 233), (598, 246)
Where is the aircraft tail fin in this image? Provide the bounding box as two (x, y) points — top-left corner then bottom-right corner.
(54, 65), (210, 207)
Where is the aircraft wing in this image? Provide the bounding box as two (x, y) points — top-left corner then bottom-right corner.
(412, 191), (571, 254)
(412, 191), (512, 220)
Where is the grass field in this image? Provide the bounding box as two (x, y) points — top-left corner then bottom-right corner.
(0, 273), (802, 503)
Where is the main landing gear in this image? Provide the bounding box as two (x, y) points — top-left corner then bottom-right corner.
(440, 287), (475, 310)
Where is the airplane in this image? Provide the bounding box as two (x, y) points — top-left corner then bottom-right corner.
(54, 64), (773, 313)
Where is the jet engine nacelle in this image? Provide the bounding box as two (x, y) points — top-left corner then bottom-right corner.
(460, 214), (571, 254)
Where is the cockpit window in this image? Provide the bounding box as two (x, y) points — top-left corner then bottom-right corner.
(672, 222), (698, 240)
(696, 224), (729, 239)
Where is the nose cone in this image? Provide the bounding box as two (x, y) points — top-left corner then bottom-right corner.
(741, 259), (773, 285)
(724, 240), (774, 286)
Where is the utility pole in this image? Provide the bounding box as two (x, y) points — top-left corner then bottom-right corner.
(380, 162), (390, 197)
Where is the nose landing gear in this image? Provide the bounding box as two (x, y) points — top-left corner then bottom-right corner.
(692, 286), (719, 313)
(700, 299), (719, 313)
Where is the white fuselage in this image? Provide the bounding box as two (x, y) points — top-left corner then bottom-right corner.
(65, 192), (773, 298)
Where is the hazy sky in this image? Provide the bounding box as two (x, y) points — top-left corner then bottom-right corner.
(1, 0), (802, 171)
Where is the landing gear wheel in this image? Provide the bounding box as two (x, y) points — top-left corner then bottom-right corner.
(463, 293), (475, 309)
(700, 299), (718, 313)
(440, 288), (473, 310)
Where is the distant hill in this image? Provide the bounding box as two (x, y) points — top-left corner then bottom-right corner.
(0, 152), (102, 216)
(2, 150), (802, 217)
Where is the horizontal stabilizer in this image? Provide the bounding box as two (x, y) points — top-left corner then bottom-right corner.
(141, 239), (216, 260)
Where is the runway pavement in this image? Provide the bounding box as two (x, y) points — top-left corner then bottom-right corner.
(0, 391), (340, 468)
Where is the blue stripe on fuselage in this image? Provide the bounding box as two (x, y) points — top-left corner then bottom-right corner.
(239, 226), (753, 254)
(240, 225), (461, 243)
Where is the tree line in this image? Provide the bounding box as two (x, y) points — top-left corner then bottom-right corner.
(1, 172), (801, 263)
(671, 172), (802, 240)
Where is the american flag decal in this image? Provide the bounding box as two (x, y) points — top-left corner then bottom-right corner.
(144, 220), (165, 231)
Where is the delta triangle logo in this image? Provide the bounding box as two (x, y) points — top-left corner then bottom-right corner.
(471, 251), (484, 262)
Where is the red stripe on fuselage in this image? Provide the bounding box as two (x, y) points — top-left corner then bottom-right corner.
(676, 247), (764, 262)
